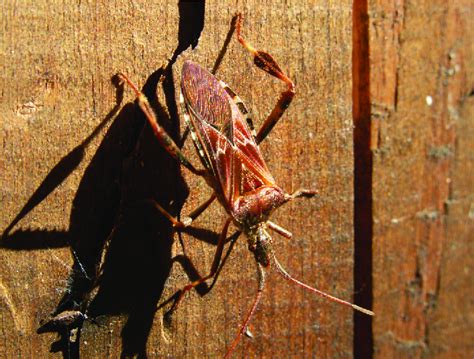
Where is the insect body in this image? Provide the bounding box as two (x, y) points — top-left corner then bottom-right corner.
(181, 59), (291, 264)
(119, 13), (373, 358)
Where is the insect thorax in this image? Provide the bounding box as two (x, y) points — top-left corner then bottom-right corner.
(232, 185), (286, 227)
(229, 185), (285, 266)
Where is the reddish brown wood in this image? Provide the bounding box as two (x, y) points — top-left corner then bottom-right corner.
(369, 0), (473, 357)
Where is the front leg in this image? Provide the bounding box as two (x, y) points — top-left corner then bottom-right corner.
(235, 13), (296, 144)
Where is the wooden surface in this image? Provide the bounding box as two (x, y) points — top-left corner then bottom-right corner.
(1, 1), (472, 358)
(1, 1), (355, 358)
(368, 0), (473, 358)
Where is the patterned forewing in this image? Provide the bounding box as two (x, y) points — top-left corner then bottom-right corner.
(181, 61), (236, 203)
(181, 61), (231, 129)
(181, 61), (275, 204)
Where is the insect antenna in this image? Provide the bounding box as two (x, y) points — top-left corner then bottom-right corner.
(224, 263), (266, 359)
(272, 256), (374, 316)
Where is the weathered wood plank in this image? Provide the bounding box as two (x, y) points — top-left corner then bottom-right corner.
(369, 0), (473, 357)
(1, 1), (355, 357)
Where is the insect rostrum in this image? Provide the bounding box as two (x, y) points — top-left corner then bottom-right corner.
(119, 13), (373, 358)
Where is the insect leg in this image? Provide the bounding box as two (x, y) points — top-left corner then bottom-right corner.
(209, 230), (241, 290)
(147, 194), (216, 229)
(186, 193), (216, 222)
(235, 14), (296, 144)
(267, 221), (292, 239)
(149, 200), (192, 229)
(171, 217), (232, 311)
(118, 73), (205, 176)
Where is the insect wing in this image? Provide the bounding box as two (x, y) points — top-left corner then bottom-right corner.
(181, 61), (237, 203)
(181, 61), (232, 133)
(229, 114), (275, 192)
(181, 61), (275, 202)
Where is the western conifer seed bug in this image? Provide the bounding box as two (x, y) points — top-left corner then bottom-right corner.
(118, 13), (373, 358)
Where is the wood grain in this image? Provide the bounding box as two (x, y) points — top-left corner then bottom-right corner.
(369, 0), (473, 357)
(1, 1), (355, 357)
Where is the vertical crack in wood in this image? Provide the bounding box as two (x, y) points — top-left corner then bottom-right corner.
(352, 0), (373, 358)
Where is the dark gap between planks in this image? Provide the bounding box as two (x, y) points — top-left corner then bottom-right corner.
(352, 0), (374, 358)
